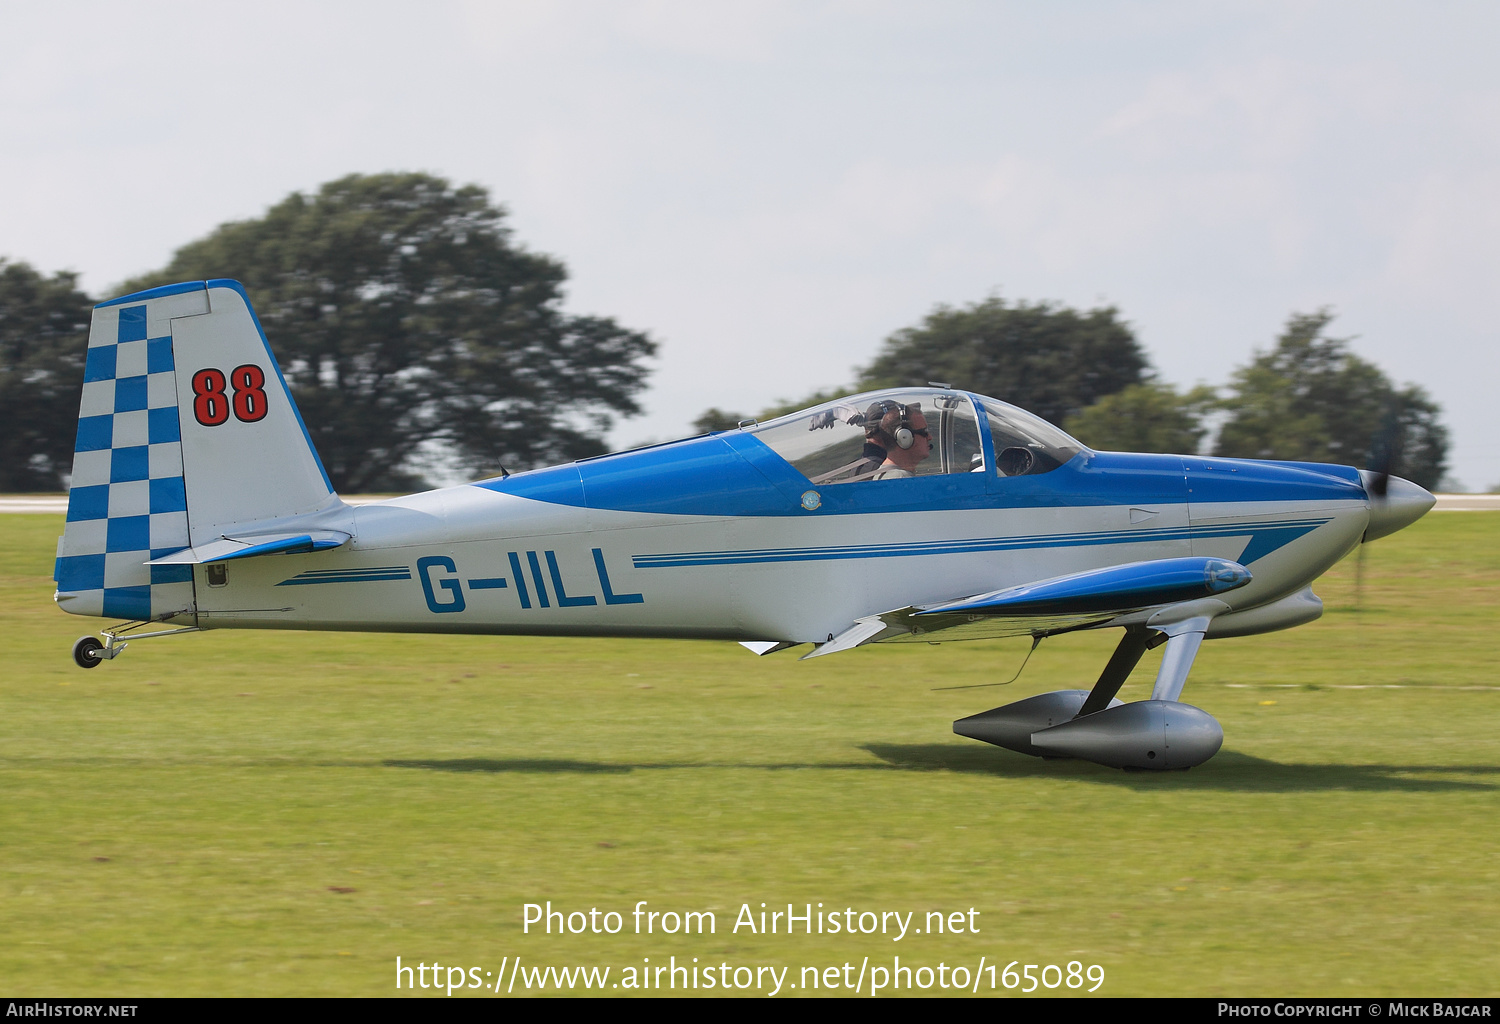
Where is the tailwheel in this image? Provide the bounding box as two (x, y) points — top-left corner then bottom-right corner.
(62, 622), (196, 668)
(73, 636), (104, 669)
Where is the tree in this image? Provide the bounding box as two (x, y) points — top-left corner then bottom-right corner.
(0, 260), (93, 490)
(1214, 311), (1448, 489)
(1064, 380), (1216, 454)
(857, 296), (1150, 428)
(121, 173), (656, 492)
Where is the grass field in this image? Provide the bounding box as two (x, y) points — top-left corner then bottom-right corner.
(2, 511), (1497, 997)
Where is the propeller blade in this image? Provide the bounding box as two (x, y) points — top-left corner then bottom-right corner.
(1365, 405), (1403, 500)
(1355, 541), (1366, 612)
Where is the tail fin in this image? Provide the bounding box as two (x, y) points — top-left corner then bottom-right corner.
(55, 280), (337, 621)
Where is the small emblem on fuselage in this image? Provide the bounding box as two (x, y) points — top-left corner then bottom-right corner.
(801, 490), (822, 511)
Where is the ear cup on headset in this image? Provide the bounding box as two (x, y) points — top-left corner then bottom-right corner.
(884, 402), (915, 449)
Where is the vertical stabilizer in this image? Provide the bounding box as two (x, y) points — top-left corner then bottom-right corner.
(55, 280), (339, 622)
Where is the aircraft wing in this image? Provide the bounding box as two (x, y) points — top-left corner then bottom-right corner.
(797, 556), (1252, 658)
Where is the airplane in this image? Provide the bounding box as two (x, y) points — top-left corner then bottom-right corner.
(52, 279), (1436, 770)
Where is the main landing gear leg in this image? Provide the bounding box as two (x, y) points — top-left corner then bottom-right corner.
(1076, 626), (1166, 717)
(1149, 616), (1212, 703)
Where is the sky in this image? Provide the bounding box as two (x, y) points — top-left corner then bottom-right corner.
(3, 1), (1497, 488)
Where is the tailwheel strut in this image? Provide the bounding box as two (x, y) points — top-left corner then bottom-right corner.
(69, 620), (199, 668)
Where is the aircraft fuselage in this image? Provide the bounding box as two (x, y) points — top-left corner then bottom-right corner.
(184, 441), (1376, 645)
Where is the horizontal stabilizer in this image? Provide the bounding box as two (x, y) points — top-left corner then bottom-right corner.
(148, 530), (350, 565)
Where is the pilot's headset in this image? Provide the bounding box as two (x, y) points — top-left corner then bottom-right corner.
(877, 402), (917, 450)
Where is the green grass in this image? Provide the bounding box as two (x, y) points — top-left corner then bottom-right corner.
(1, 512), (1497, 996)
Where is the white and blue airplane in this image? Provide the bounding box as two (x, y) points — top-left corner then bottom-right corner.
(53, 280), (1435, 770)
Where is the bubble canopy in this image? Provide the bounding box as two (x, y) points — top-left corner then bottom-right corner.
(746, 387), (1084, 485)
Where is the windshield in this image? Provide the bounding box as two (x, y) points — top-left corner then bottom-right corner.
(972, 394), (1084, 476)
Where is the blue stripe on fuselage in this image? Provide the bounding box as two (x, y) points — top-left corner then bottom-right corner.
(630, 518), (1331, 569)
(277, 566), (413, 585)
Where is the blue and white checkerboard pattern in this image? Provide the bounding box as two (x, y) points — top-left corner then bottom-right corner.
(55, 302), (194, 621)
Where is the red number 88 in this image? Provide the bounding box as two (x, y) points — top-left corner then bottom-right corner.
(191, 365), (269, 426)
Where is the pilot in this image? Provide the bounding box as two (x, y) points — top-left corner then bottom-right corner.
(870, 403), (932, 480)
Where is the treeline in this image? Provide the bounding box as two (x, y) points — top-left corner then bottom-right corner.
(696, 298), (1449, 490)
(0, 173), (656, 493)
(1, 172), (1449, 492)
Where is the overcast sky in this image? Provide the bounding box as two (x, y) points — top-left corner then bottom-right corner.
(4, 1), (1497, 487)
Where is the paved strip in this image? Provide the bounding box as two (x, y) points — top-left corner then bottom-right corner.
(0, 498), (69, 513)
(1223, 682), (1500, 690)
(1431, 494), (1500, 510)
